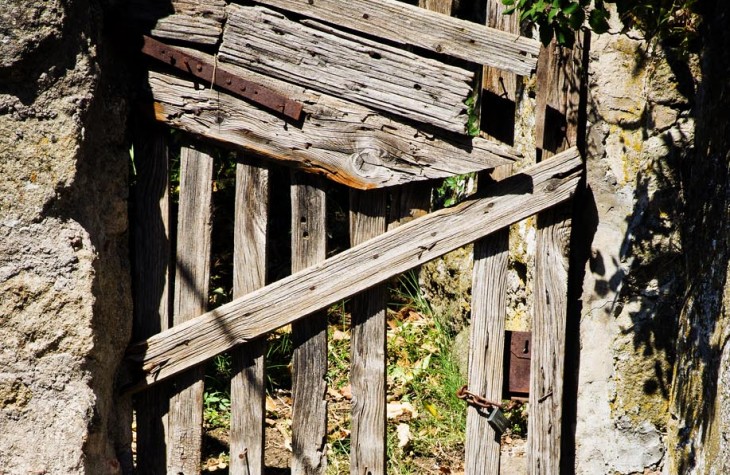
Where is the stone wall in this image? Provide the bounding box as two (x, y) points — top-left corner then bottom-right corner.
(0, 0), (132, 472)
(573, 23), (696, 475)
(421, 9), (709, 474)
(2, 1), (729, 473)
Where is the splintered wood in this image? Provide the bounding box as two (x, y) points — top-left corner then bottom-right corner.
(147, 65), (517, 190)
(220, 5), (473, 133)
(126, 0), (226, 45)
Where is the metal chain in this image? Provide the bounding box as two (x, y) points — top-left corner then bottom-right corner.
(455, 385), (523, 411)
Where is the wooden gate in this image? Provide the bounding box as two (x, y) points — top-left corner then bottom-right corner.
(121, 0), (586, 473)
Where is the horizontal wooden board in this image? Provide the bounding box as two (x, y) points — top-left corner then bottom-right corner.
(146, 52), (518, 189)
(122, 148), (582, 392)
(125, 0), (226, 45)
(251, 0), (540, 76)
(220, 6), (473, 133)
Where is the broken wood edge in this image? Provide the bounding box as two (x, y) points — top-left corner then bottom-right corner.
(120, 147), (583, 394)
(144, 50), (521, 190)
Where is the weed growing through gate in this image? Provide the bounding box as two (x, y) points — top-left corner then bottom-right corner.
(384, 270), (467, 473)
(203, 390), (231, 430)
(196, 269), (470, 472)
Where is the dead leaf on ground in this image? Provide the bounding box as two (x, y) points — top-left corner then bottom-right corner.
(332, 329), (350, 341)
(339, 384), (352, 400)
(387, 401), (418, 420)
(396, 423), (411, 449)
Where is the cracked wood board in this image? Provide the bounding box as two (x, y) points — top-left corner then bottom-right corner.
(146, 55), (517, 189)
(220, 5), (473, 133)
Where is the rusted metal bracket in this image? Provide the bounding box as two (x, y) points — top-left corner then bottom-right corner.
(504, 331), (531, 399)
(141, 35), (303, 121)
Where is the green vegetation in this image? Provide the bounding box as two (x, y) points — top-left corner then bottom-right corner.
(434, 174), (475, 209)
(502, 0), (701, 49)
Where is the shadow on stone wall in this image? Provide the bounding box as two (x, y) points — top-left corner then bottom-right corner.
(572, 2), (730, 470)
(666, 2), (730, 470)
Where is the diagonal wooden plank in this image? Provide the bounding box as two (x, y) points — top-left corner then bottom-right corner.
(250, 0), (540, 76)
(230, 159), (269, 475)
(122, 148), (582, 392)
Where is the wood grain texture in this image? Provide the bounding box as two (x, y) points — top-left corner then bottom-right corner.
(480, 0), (520, 145)
(349, 189), (388, 475)
(131, 126), (170, 474)
(418, 0), (452, 15)
(148, 67), (517, 190)
(167, 146), (214, 475)
(528, 36), (584, 475)
(250, 0), (539, 76)
(126, 0), (226, 45)
(290, 172), (328, 475)
(464, 2), (519, 472)
(230, 160), (270, 475)
(220, 6), (472, 133)
(123, 148), (582, 391)
(466, 228), (509, 475)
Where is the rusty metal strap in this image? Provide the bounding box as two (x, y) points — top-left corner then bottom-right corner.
(141, 35), (303, 121)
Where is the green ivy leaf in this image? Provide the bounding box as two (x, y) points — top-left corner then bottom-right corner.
(589, 8), (610, 34)
(555, 23), (576, 47)
(563, 1), (581, 15)
(568, 7), (586, 29)
(539, 22), (555, 45)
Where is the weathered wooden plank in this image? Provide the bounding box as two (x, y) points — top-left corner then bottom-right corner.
(230, 159), (270, 475)
(466, 229), (509, 474)
(131, 125), (170, 474)
(465, 170), (512, 475)
(528, 35), (584, 475)
(349, 189), (388, 475)
(167, 146), (214, 474)
(480, 0), (521, 145)
(220, 6), (473, 133)
(290, 172), (328, 475)
(123, 148), (582, 391)
(465, 3), (520, 473)
(148, 67), (517, 189)
(250, 0), (539, 76)
(385, 0), (444, 234)
(418, 0), (452, 15)
(126, 0), (226, 46)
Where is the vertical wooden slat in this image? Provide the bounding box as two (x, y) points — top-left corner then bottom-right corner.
(528, 35), (583, 475)
(386, 182), (431, 231)
(417, 0), (452, 15)
(230, 159), (270, 475)
(168, 146), (214, 475)
(465, 2), (520, 473)
(349, 189), (388, 475)
(480, 0), (520, 147)
(132, 125), (170, 474)
(466, 229), (509, 474)
(290, 171), (328, 475)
